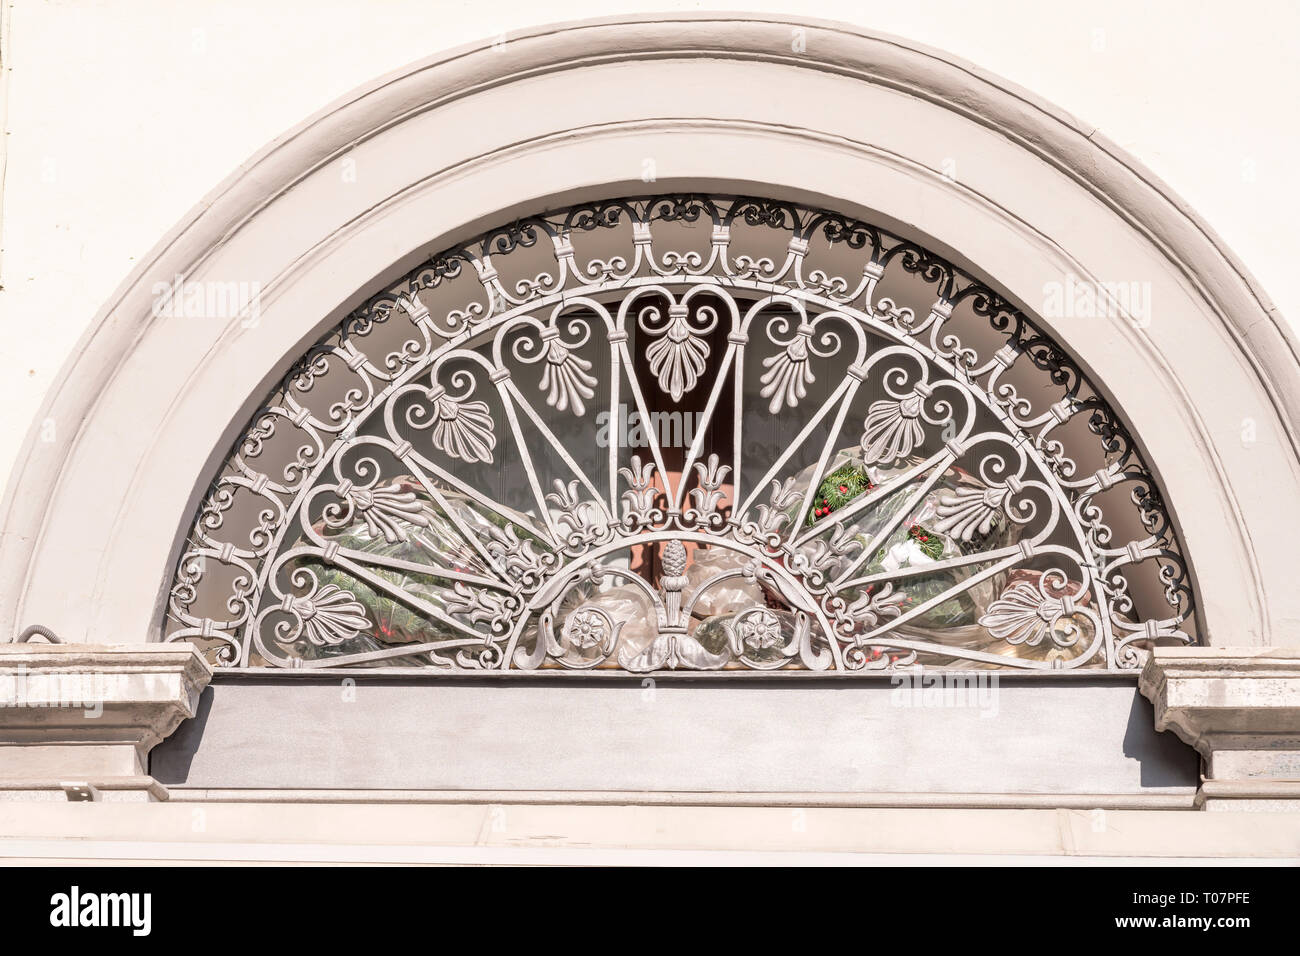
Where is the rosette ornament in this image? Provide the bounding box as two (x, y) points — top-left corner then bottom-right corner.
(727, 608), (784, 653)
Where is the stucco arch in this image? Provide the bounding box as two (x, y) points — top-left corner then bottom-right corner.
(3, 13), (1297, 652)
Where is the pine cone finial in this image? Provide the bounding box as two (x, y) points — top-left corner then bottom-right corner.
(661, 539), (687, 578)
(658, 539), (690, 631)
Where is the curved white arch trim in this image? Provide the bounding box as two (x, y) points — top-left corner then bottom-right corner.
(3, 14), (1296, 650)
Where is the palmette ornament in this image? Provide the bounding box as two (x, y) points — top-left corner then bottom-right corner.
(980, 581), (1073, 646)
(759, 332), (815, 413)
(933, 480), (1018, 544)
(427, 387), (496, 464)
(861, 389), (929, 464)
(323, 479), (431, 544)
(538, 332), (597, 416)
(644, 305), (710, 401)
(281, 582), (371, 648)
(976, 569), (1100, 666)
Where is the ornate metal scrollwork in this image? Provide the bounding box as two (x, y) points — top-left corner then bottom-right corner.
(166, 195), (1197, 672)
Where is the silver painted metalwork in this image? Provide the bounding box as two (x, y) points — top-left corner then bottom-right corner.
(166, 195), (1196, 671)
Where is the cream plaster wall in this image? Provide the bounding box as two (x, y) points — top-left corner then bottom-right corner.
(5, 801), (1300, 863)
(1, 0), (1296, 502)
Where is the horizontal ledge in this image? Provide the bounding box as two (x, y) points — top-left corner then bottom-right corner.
(1140, 647), (1300, 679)
(206, 666), (1141, 684)
(0, 777), (168, 801)
(0, 840), (1277, 866)
(0, 642), (210, 666)
(1200, 780), (1300, 798)
(163, 788), (1195, 810)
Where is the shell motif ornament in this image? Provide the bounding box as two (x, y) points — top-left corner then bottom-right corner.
(538, 327), (598, 416)
(644, 304), (710, 402)
(978, 580), (1084, 648)
(327, 479), (431, 544)
(759, 328), (816, 413)
(861, 386), (931, 464)
(933, 479), (1019, 543)
(427, 385), (496, 464)
(280, 583), (371, 647)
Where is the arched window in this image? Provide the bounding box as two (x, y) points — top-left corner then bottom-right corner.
(8, 16), (1298, 808)
(166, 195), (1195, 673)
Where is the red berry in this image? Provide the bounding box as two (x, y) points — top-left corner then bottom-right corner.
(870, 648), (881, 660)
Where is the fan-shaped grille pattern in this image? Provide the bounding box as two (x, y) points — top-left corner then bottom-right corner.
(165, 195), (1195, 672)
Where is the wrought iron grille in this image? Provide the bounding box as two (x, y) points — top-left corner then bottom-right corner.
(166, 195), (1196, 672)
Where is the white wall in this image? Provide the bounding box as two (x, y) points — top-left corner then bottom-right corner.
(2, 0), (1296, 494)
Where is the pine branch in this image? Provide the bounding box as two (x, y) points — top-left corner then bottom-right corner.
(805, 462), (875, 526)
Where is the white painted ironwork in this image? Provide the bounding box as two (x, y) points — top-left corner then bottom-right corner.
(166, 196), (1196, 671)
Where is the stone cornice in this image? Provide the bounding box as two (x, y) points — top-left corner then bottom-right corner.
(1140, 647), (1300, 810)
(1139, 647), (1300, 752)
(0, 643), (211, 751)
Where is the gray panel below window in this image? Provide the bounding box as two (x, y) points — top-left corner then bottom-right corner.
(152, 676), (1198, 795)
